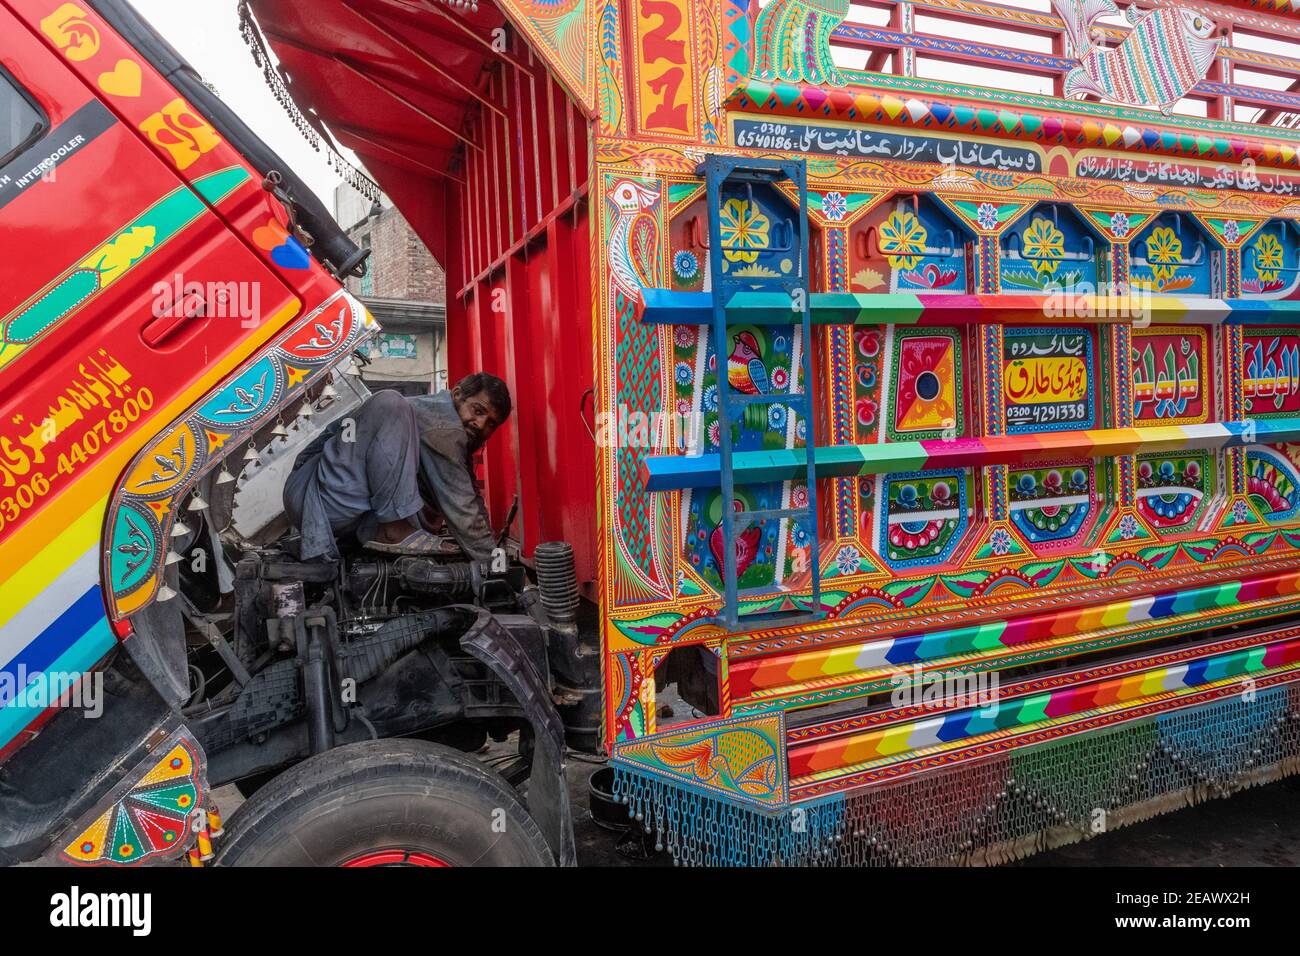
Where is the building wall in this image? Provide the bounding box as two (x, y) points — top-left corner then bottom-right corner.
(335, 183), (447, 392)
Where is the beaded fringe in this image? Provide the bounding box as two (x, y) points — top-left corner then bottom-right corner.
(237, 1), (383, 204)
(613, 686), (1300, 866)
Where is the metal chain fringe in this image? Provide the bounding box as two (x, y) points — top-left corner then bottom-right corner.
(237, 1), (383, 204)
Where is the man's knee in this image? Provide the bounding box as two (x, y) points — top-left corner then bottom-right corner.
(366, 389), (408, 415)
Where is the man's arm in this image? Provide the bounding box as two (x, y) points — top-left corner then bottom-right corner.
(417, 445), (497, 561)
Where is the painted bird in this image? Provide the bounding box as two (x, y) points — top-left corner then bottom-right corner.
(728, 331), (775, 430)
(710, 500), (763, 580)
(728, 331), (770, 395)
(1052, 0), (1219, 114)
(605, 179), (661, 300)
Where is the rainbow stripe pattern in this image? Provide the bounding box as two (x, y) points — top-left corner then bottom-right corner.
(788, 634), (1300, 780)
(637, 289), (1300, 327)
(643, 418), (1300, 491)
(731, 567), (1300, 700)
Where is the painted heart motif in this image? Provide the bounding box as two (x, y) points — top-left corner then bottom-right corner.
(98, 59), (142, 98)
(271, 236), (311, 270)
(253, 219), (310, 270)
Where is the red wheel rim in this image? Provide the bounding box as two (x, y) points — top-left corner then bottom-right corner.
(342, 849), (451, 867)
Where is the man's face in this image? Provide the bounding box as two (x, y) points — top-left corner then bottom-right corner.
(453, 388), (506, 451)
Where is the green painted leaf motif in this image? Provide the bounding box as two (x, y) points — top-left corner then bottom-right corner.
(881, 576), (936, 607)
(1020, 560), (1064, 586)
(1137, 545), (1178, 568)
(1070, 557), (1107, 579)
(1243, 531), (1278, 551)
(939, 571), (990, 596)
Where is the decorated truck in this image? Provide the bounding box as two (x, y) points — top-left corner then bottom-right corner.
(7, 0), (1300, 869)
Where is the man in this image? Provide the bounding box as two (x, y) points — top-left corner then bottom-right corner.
(283, 372), (511, 562)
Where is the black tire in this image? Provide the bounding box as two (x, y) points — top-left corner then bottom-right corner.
(213, 740), (553, 866)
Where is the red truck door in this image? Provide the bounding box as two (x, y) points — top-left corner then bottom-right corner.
(0, 0), (301, 756)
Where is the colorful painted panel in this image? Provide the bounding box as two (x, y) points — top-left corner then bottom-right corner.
(1009, 461), (1096, 548)
(1003, 328), (1094, 434)
(674, 317), (810, 589)
(887, 327), (963, 441)
(1242, 221), (1300, 298)
(1130, 213), (1217, 296)
(61, 731), (204, 866)
(612, 710), (787, 810)
(1244, 330), (1300, 418)
(1132, 327), (1209, 425)
(631, 0), (697, 140)
(1135, 450), (1212, 530)
(1247, 447), (1300, 524)
(676, 178), (811, 595)
(851, 196), (969, 295)
(999, 205), (1101, 294)
(878, 468), (970, 569)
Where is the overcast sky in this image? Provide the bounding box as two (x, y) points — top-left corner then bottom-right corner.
(132, 0), (347, 208)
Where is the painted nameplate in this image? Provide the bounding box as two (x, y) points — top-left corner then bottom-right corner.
(1003, 328), (1094, 433)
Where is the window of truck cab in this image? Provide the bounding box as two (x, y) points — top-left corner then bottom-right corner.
(0, 65), (47, 167)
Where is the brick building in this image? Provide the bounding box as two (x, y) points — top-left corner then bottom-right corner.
(334, 184), (448, 395)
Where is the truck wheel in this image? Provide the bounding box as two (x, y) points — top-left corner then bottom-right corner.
(213, 740), (553, 866)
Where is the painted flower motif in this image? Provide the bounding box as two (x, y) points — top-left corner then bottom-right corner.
(878, 209), (928, 270)
(792, 522), (811, 547)
(771, 366), (789, 389)
(676, 398), (691, 417)
(977, 202), (999, 230)
(821, 191), (848, 222)
(1022, 216), (1066, 277)
(1110, 212), (1130, 237)
(836, 544), (861, 575)
(792, 485), (809, 508)
(1253, 231), (1285, 284)
(674, 325), (697, 348)
(774, 335), (787, 352)
(1118, 513), (1140, 539)
(768, 404), (788, 430)
(708, 354), (717, 372)
(1233, 499), (1251, 523)
(718, 198), (770, 263)
(796, 418), (807, 440)
(855, 329), (881, 358)
(1183, 460), (1201, 483)
(856, 397), (877, 427)
(1145, 226), (1183, 284)
(856, 363), (876, 389)
(703, 384), (718, 412)
(675, 361), (693, 385)
(990, 527), (1012, 556)
(707, 420), (721, 447)
(673, 249), (699, 281)
(1222, 220), (1241, 244)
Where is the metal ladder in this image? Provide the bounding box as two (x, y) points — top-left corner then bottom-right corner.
(701, 155), (822, 630)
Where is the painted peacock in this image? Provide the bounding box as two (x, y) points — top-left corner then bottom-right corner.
(755, 0), (850, 87)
